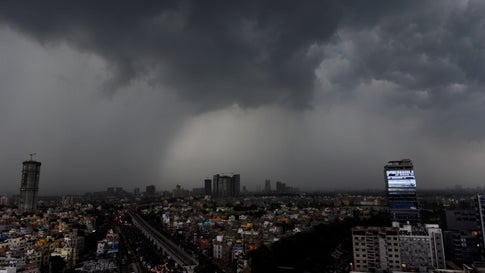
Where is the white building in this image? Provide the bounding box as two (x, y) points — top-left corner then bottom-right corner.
(213, 235), (224, 259)
(0, 267), (15, 273)
(352, 226), (402, 272)
(398, 223), (446, 271)
(352, 223), (446, 273)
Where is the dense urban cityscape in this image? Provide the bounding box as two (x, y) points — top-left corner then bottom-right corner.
(0, 158), (485, 273)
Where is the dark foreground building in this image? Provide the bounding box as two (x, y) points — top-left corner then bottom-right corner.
(443, 209), (481, 265)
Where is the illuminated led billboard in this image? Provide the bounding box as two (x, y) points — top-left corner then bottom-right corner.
(386, 170), (416, 195)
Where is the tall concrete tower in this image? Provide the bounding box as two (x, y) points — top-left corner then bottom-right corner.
(19, 158), (41, 213)
(264, 179), (271, 193)
(212, 174), (240, 198)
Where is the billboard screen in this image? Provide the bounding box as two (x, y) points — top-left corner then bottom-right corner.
(386, 170), (416, 195)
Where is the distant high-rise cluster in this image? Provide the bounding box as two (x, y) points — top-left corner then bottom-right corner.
(384, 159), (419, 224)
(145, 185), (156, 196)
(212, 174), (240, 198)
(275, 181), (299, 194)
(107, 187), (125, 195)
(173, 184), (190, 198)
(264, 179), (271, 193)
(19, 159), (41, 213)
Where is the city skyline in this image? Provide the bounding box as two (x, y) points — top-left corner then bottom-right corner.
(0, 155), (485, 196)
(2, 1), (485, 194)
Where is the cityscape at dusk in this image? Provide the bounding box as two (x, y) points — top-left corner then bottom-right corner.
(2, 1), (485, 273)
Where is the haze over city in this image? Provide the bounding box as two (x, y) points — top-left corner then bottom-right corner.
(2, 0), (485, 194)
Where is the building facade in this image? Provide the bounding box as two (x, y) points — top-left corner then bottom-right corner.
(19, 160), (41, 213)
(212, 174), (240, 198)
(352, 226), (402, 272)
(476, 194), (485, 259)
(399, 223), (446, 271)
(443, 209), (481, 265)
(384, 159), (419, 224)
(264, 179), (271, 193)
(204, 179), (212, 196)
(352, 224), (446, 273)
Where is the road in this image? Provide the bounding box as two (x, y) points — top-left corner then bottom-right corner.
(129, 212), (199, 271)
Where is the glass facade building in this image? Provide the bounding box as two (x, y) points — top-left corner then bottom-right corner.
(385, 159), (419, 224)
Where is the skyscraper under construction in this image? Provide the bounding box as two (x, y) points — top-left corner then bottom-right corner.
(19, 158), (41, 213)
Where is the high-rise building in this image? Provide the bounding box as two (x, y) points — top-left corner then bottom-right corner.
(212, 174), (240, 198)
(204, 179), (212, 196)
(443, 209), (480, 265)
(133, 187), (140, 195)
(173, 184), (189, 198)
(0, 195), (9, 206)
(233, 174), (240, 196)
(276, 181), (286, 193)
(352, 226), (402, 272)
(19, 159), (41, 213)
(264, 179), (271, 193)
(352, 224), (446, 272)
(399, 223), (446, 271)
(476, 194), (485, 258)
(274, 181), (299, 194)
(384, 159), (419, 224)
(145, 185), (156, 196)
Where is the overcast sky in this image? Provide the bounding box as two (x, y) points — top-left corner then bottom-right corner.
(1, 0), (485, 194)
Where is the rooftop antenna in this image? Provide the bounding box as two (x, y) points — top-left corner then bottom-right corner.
(29, 153), (36, 161)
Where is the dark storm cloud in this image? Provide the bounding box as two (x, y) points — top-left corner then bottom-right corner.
(0, 0), (341, 109)
(3, 0), (485, 193)
(318, 0), (485, 139)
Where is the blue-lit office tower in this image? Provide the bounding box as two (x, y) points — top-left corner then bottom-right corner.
(385, 159), (419, 224)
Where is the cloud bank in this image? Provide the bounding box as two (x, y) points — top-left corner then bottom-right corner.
(1, 1), (485, 193)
